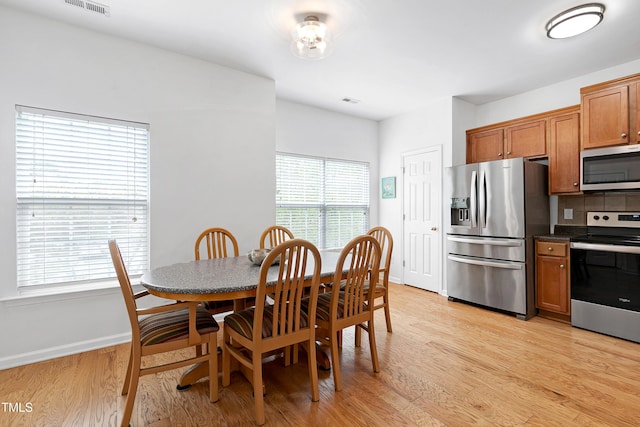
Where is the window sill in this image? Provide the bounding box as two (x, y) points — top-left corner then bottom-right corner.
(1, 278), (141, 307)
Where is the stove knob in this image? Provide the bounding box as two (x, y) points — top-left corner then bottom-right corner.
(603, 215), (610, 221)
(593, 215), (600, 220)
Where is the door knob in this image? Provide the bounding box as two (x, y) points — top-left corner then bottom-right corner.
(621, 133), (627, 138)
(506, 151), (511, 155)
(573, 182), (578, 187)
(497, 152), (503, 157)
(431, 227), (437, 231)
(559, 264), (565, 269)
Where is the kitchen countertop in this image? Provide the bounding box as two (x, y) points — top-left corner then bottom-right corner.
(535, 225), (587, 242)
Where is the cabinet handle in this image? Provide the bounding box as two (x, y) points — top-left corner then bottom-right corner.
(573, 182), (578, 187)
(431, 227), (438, 231)
(506, 151), (511, 155)
(547, 247), (553, 251)
(621, 133), (627, 138)
(638, 130), (640, 136)
(559, 264), (565, 269)
(497, 152), (503, 157)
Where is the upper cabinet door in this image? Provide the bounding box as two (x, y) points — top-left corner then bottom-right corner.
(549, 112), (580, 194)
(466, 129), (504, 163)
(582, 85), (630, 149)
(505, 119), (546, 158)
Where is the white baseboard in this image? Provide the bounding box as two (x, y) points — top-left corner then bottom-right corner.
(0, 333), (131, 370)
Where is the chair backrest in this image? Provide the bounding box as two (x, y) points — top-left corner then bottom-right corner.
(195, 227), (239, 260)
(332, 235), (381, 318)
(254, 239), (321, 341)
(259, 225), (294, 249)
(367, 226), (393, 275)
(108, 240), (141, 342)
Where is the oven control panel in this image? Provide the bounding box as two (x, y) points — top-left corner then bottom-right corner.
(587, 211), (640, 227)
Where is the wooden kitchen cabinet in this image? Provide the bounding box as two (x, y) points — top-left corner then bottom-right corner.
(467, 128), (504, 163)
(506, 119), (546, 159)
(549, 109), (580, 194)
(466, 115), (547, 164)
(581, 73), (640, 149)
(536, 240), (570, 321)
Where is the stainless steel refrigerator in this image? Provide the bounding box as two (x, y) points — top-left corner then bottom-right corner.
(445, 157), (549, 319)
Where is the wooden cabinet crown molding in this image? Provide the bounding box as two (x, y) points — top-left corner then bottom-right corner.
(466, 105), (581, 135)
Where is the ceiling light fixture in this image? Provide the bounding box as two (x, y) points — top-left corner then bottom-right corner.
(291, 15), (332, 60)
(546, 3), (605, 39)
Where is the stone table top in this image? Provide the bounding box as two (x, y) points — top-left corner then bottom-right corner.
(140, 251), (343, 301)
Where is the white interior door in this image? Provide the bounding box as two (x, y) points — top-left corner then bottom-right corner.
(403, 147), (442, 292)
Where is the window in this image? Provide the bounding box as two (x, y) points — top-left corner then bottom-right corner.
(276, 153), (369, 249)
(15, 106), (149, 288)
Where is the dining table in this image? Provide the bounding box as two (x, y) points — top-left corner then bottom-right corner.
(140, 249), (345, 389)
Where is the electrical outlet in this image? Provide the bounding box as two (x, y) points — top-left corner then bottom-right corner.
(564, 208), (573, 220)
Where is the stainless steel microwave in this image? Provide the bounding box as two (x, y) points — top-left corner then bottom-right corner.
(581, 144), (640, 191)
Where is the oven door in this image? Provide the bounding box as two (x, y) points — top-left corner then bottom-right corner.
(570, 242), (640, 312)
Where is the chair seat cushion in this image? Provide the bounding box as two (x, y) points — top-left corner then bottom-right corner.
(339, 280), (385, 296)
(302, 292), (346, 322)
(224, 305), (310, 340)
(139, 306), (219, 346)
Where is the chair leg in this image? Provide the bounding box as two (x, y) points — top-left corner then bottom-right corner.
(120, 355), (140, 427)
(284, 345), (291, 367)
(252, 355), (265, 425)
(330, 329), (342, 391)
(121, 345), (133, 396)
(222, 330), (232, 387)
(367, 317), (380, 373)
(306, 339), (319, 402)
(383, 293), (392, 333)
(355, 324), (362, 347)
(209, 336), (219, 403)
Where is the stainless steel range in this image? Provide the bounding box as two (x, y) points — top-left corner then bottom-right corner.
(570, 211), (640, 343)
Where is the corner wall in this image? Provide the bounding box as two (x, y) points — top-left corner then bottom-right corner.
(0, 7), (275, 368)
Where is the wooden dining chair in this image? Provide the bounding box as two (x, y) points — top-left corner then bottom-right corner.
(367, 226), (394, 332)
(109, 240), (219, 427)
(195, 227), (240, 314)
(259, 225), (294, 249)
(195, 227), (239, 260)
(222, 239), (321, 426)
(303, 234), (381, 391)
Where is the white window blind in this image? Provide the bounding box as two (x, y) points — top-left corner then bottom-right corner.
(276, 153), (369, 249)
(15, 106), (149, 288)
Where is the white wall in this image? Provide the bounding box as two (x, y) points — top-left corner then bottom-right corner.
(276, 98), (379, 225)
(475, 59), (640, 126)
(378, 97), (457, 287)
(0, 7), (275, 368)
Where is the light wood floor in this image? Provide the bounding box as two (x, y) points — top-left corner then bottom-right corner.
(2, 283), (640, 426)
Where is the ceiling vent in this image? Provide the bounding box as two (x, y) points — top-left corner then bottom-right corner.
(64, 0), (110, 17)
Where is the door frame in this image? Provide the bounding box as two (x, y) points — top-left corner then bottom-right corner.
(401, 145), (443, 294)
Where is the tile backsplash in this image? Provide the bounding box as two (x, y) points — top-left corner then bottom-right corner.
(557, 193), (640, 225)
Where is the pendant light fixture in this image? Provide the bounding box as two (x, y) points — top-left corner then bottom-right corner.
(291, 15), (332, 60)
(546, 3), (605, 39)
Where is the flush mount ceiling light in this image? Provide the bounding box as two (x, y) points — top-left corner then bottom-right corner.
(291, 15), (332, 60)
(546, 3), (605, 39)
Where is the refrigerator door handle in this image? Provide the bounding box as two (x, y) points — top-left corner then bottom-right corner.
(447, 236), (523, 247)
(447, 254), (523, 270)
(479, 169), (487, 228)
(470, 170), (477, 228)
